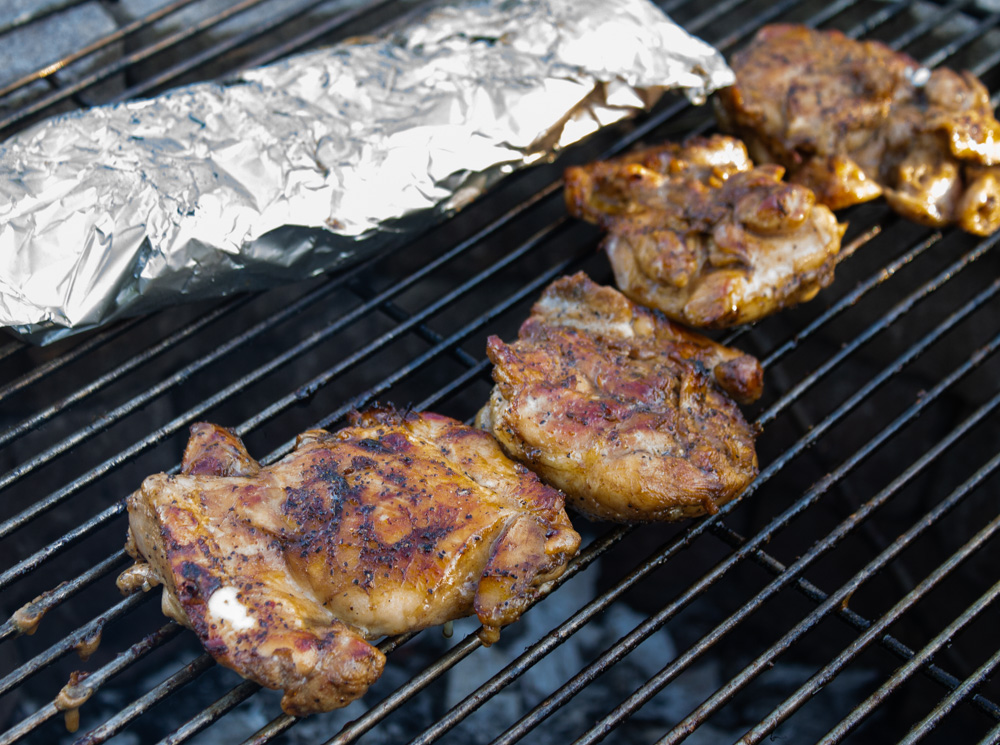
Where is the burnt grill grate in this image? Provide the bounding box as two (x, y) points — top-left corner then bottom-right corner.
(1, 0), (1000, 743)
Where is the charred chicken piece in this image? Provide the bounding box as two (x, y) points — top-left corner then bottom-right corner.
(565, 135), (845, 328)
(716, 24), (1000, 235)
(477, 273), (761, 523)
(117, 410), (580, 715)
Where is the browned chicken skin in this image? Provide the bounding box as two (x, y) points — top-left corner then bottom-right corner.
(565, 135), (845, 328)
(716, 24), (1000, 235)
(477, 273), (761, 523)
(117, 409), (580, 715)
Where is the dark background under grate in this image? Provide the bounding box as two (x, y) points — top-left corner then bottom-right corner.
(1, 0), (999, 743)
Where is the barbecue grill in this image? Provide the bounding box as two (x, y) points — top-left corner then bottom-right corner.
(2, 0), (1000, 743)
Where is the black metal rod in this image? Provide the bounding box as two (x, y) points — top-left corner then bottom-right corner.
(0, 621), (181, 745)
(0, 0), (90, 38)
(155, 680), (260, 745)
(75, 654), (216, 745)
(0, 318), (142, 404)
(758, 232), (999, 425)
(0, 592), (150, 699)
(899, 647), (1000, 745)
(0, 0), (289, 134)
(888, 0), (976, 52)
(0, 296), (250, 449)
(761, 229), (938, 369)
(0, 339), (26, 363)
(0, 0), (206, 99)
(0, 550), (128, 644)
(657, 427), (1000, 744)
(739, 517), (1000, 744)
(980, 719), (1000, 745)
(823, 583), (1000, 743)
(710, 523), (1000, 721)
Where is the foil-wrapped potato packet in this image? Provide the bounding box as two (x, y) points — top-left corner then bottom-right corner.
(0, 0), (733, 344)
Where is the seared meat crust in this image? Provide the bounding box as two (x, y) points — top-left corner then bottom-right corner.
(717, 24), (1000, 235)
(565, 135), (845, 328)
(118, 410), (579, 715)
(478, 273), (761, 522)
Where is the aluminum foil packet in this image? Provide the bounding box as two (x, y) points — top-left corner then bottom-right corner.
(0, 0), (733, 344)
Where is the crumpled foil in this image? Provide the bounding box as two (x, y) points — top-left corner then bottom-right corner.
(0, 0), (733, 344)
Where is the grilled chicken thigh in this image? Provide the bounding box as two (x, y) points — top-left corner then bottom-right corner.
(477, 273), (761, 522)
(565, 135), (845, 328)
(118, 409), (580, 715)
(716, 24), (1000, 235)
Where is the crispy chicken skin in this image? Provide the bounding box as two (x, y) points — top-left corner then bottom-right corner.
(477, 273), (761, 523)
(565, 135), (845, 328)
(118, 410), (579, 715)
(716, 24), (1000, 235)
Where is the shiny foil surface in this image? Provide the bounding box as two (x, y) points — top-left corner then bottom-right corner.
(0, 0), (733, 344)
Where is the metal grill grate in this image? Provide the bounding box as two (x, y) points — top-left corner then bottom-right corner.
(2, 0), (1000, 743)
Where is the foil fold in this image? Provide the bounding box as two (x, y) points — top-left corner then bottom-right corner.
(0, 0), (733, 344)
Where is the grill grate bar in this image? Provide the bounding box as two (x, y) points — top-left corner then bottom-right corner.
(0, 592), (150, 699)
(0, 0), (90, 38)
(637, 510), (1000, 745)
(711, 522), (1000, 721)
(821, 579), (1000, 743)
(761, 225), (935, 369)
(104, 0), (397, 108)
(900, 647), (1000, 745)
(0, 318), (143, 404)
(233, 0), (405, 73)
(0, 0), (296, 135)
(0, 295), (252, 450)
(984, 722), (1000, 745)
(740, 515), (1000, 744)
(924, 9), (1000, 70)
(350, 288), (482, 372)
(757, 232), (998, 426)
(819, 0), (909, 36)
(661, 408), (1000, 742)
(155, 680), (260, 745)
(887, 0), (976, 51)
(75, 654), (217, 745)
(0, 503), (124, 591)
(492, 323), (1000, 745)
(0, 340), (26, 364)
(0, 621), (182, 745)
(0, 551), (128, 645)
(0, 0), (205, 100)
